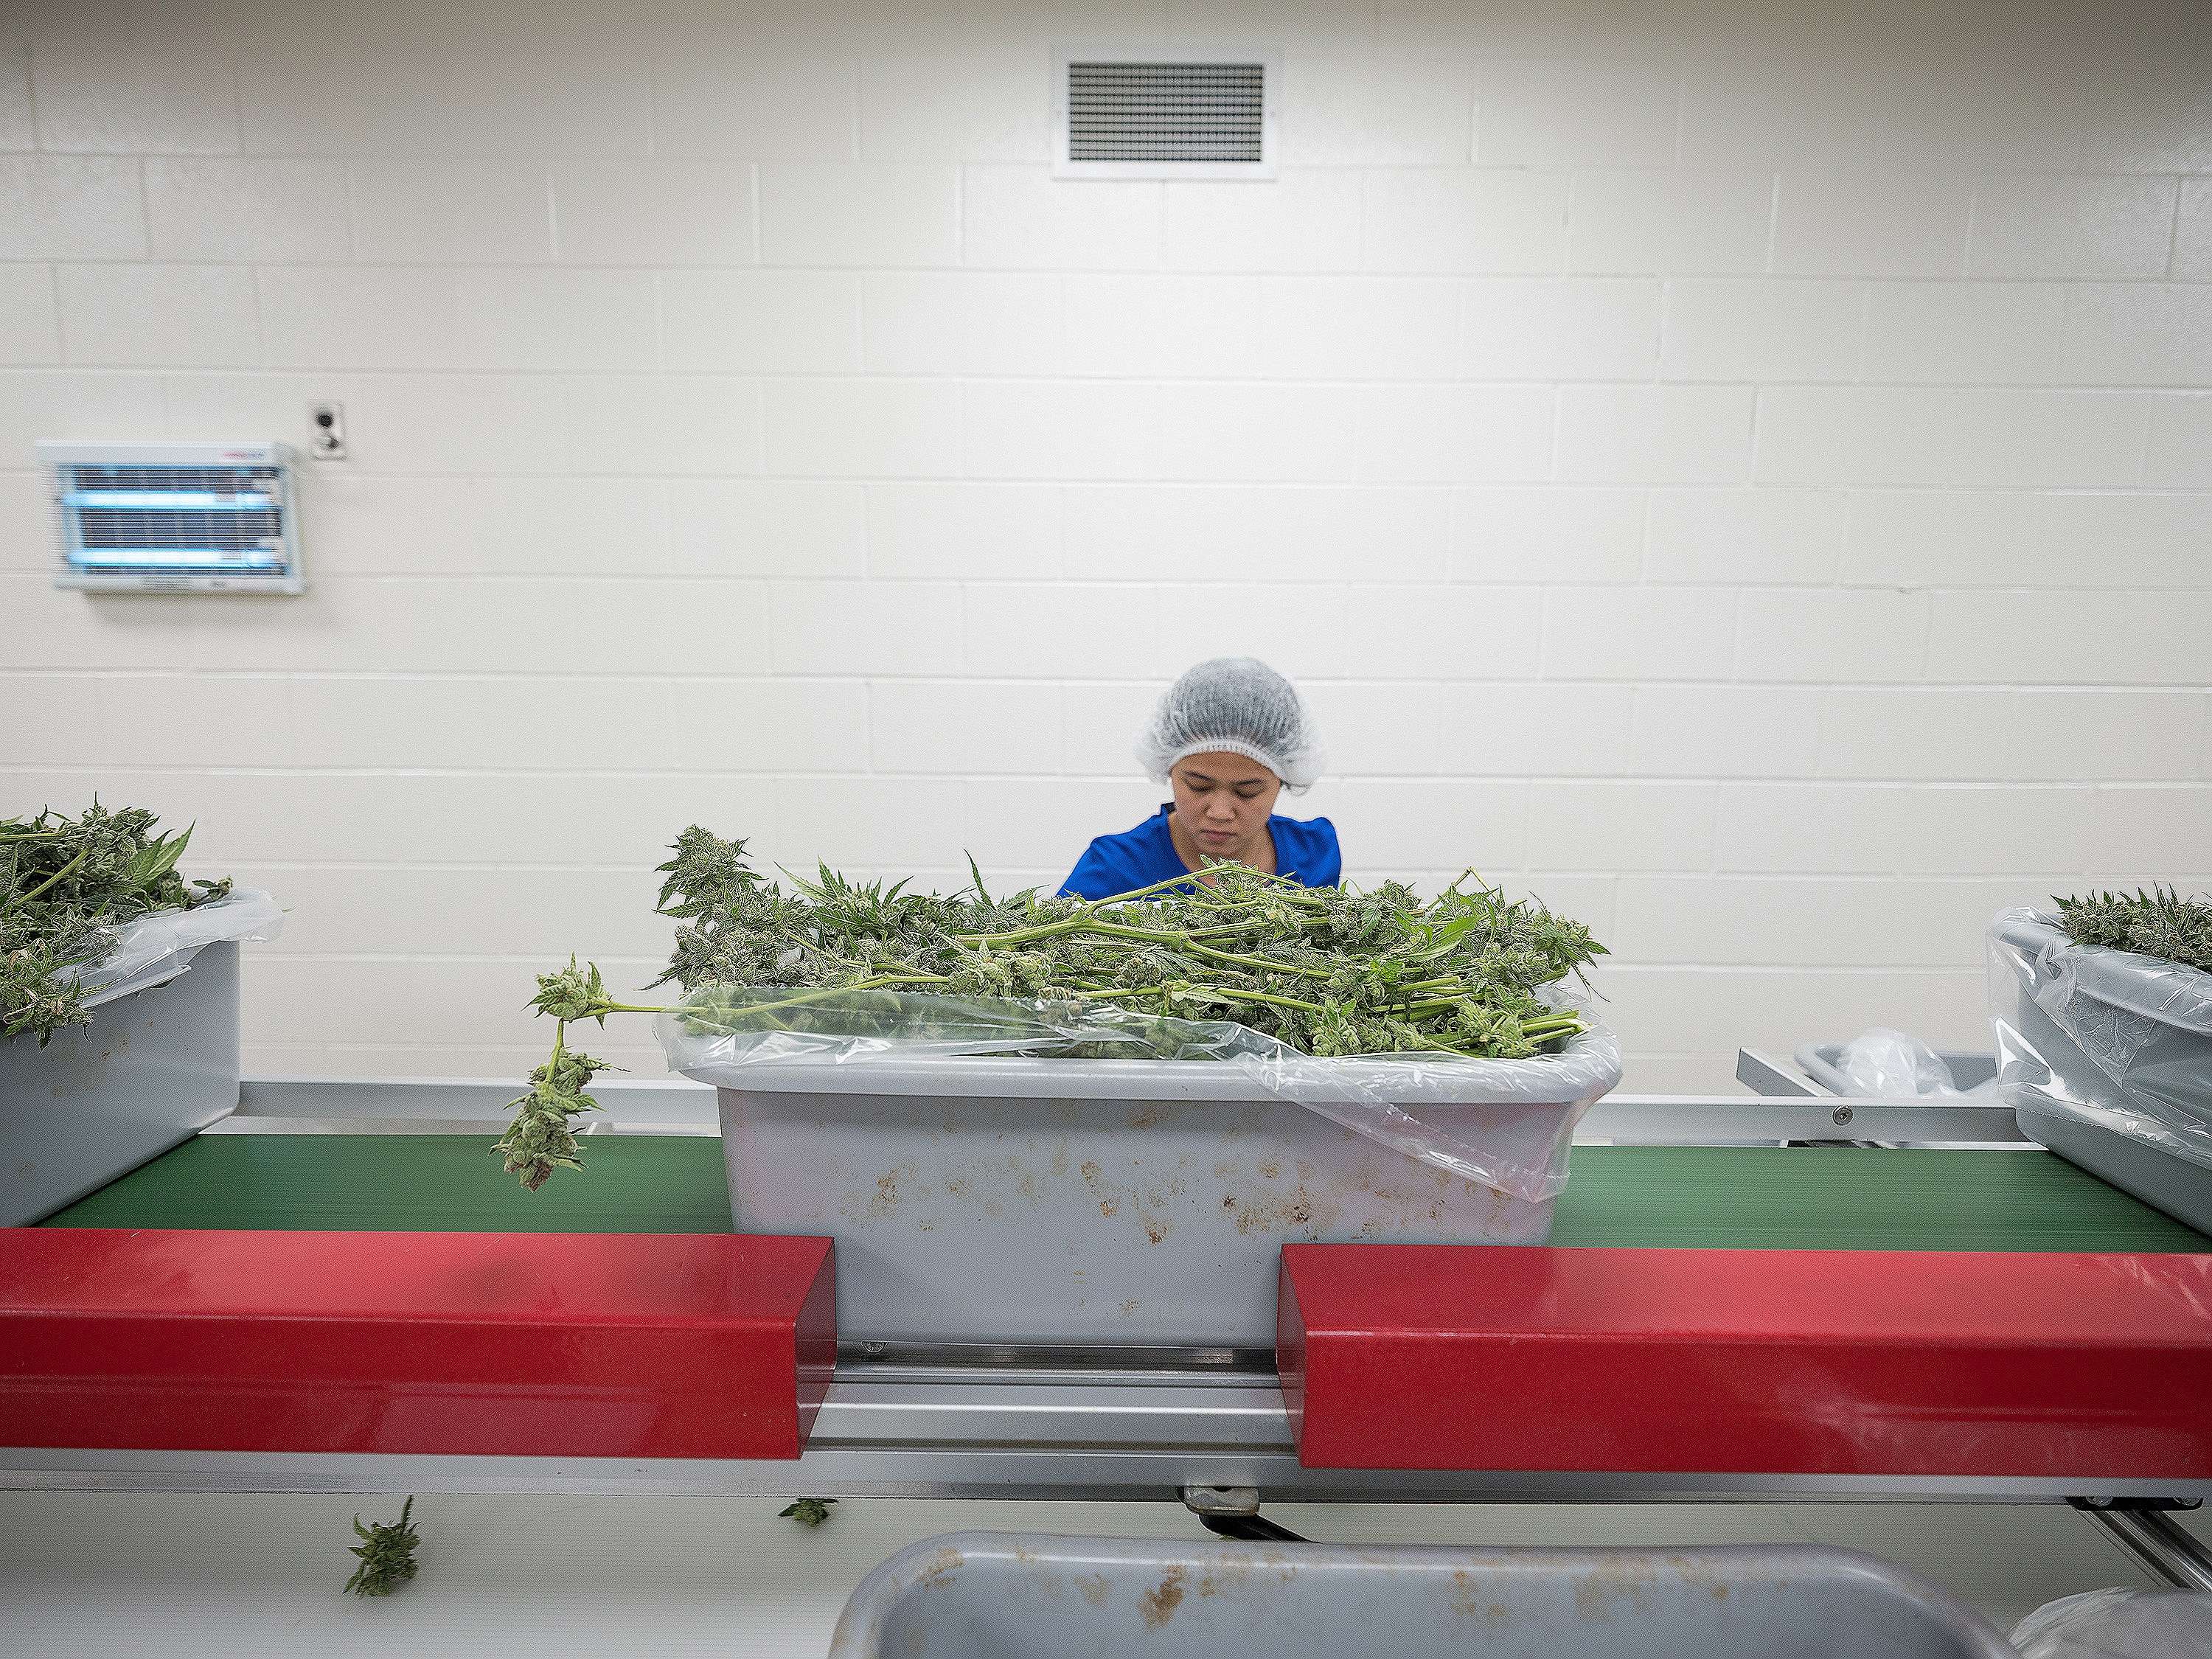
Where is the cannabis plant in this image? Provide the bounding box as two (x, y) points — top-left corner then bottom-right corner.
(1, 803), (232, 1044)
(2054, 886), (2212, 973)
(501, 827), (1607, 1189)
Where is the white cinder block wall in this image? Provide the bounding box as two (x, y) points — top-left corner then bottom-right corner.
(1, 0), (2208, 1091)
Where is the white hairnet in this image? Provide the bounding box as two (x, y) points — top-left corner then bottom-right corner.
(1135, 658), (1325, 793)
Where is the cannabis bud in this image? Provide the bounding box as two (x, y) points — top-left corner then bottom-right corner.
(529, 956), (609, 1023)
(779, 1498), (837, 1528)
(343, 1496), (421, 1596)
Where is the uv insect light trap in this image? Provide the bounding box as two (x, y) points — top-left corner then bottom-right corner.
(40, 439), (305, 594)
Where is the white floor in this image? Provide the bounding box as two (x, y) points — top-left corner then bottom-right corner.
(1, 1490), (2199, 1655)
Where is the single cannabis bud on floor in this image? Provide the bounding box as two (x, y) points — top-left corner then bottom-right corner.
(780, 1498), (837, 1528)
(343, 1496), (421, 1596)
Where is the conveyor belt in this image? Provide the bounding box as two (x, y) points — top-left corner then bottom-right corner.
(41, 1134), (2212, 1252)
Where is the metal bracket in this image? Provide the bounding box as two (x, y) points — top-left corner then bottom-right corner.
(1181, 1483), (1261, 1517)
(1181, 1483), (1310, 1542)
(2072, 1497), (2212, 1591)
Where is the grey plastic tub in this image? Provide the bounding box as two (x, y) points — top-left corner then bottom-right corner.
(716, 1057), (1582, 1348)
(1798, 1043), (1999, 1096)
(2013, 1107), (2212, 1236)
(0, 941), (240, 1225)
(828, 1533), (2017, 1658)
(1990, 911), (2212, 1237)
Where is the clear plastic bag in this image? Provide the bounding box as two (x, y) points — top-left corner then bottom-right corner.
(658, 984), (1621, 1204)
(1989, 908), (2212, 1170)
(69, 888), (286, 1012)
(2011, 1587), (2212, 1659)
(1842, 1027), (1956, 1097)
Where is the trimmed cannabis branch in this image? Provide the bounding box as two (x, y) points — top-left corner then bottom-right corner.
(501, 827), (1608, 1192)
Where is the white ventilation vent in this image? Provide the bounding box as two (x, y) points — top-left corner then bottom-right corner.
(1054, 49), (1278, 179)
(38, 439), (305, 594)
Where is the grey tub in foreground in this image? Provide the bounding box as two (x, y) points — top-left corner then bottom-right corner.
(828, 1534), (2017, 1659)
(0, 941), (239, 1226)
(714, 1054), (1593, 1347)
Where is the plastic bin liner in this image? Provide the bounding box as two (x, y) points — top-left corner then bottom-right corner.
(1989, 908), (2212, 1172)
(2011, 1588), (2212, 1659)
(658, 984), (1619, 1205)
(66, 888), (285, 1012)
(1836, 1027), (2000, 1098)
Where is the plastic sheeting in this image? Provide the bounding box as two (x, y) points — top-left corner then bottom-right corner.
(1989, 909), (2212, 1172)
(2012, 1588), (2212, 1659)
(69, 888), (285, 1012)
(658, 984), (1620, 1204)
(1837, 1027), (2000, 1099)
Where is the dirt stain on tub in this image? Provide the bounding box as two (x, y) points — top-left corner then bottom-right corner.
(865, 1160), (923, 1220)
(914, 1545), (965, 1590)
(1138, 1567), (1188, 1629)
(1228, 1180), (1342, 1237)
(1074, 1573), (1110, 1608)
(1448, 1570), (1523, 1630)
(1079, 1159), (1119, 1217)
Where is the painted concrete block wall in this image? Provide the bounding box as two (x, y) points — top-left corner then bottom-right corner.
(1, 0), (2207, 1091)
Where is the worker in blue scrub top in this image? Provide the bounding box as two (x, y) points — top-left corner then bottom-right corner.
(1060, 658), (1340, 900)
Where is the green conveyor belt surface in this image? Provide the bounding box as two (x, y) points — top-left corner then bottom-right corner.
(44, 1135), (737, 1234)
(40, 1135), (2211, 1251)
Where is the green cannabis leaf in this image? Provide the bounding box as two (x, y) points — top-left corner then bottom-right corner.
(779, 1498), (837, 1527)
(504, 827), (1610, 1189)
(2, 801), (232, 1046)
(343, 1495), (421, 1596)
(2054, 886), (2212, 973)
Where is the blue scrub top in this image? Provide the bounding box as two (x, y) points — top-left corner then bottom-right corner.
(1058, 804), (1341, 900)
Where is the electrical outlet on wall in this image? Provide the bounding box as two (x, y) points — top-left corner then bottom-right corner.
(308, 402), (347, 460)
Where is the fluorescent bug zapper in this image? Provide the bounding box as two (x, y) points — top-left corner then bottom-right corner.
(39, 439), (305, 594)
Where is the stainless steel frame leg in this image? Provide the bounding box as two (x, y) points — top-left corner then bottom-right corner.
(2072, 1498), (2212, 1592)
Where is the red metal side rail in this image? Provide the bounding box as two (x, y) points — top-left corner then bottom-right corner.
(1279, 1245), (2212, 1480)
(0, 1229), (834, 1460)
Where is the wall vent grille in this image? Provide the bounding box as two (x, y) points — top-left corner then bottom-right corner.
(1055, 50), (1277, 178)
(1068, 62), (1265, 163)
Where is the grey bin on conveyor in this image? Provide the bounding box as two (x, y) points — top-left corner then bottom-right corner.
(1992, 910), (2212, 1238)
(827, 1533), (2018, 1659)
(0, 941), (241, 1226)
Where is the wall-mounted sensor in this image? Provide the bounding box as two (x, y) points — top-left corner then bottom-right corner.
(308, 401), (347, 459)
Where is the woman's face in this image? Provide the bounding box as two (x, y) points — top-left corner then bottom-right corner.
(1169, 751), (1283, 862)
